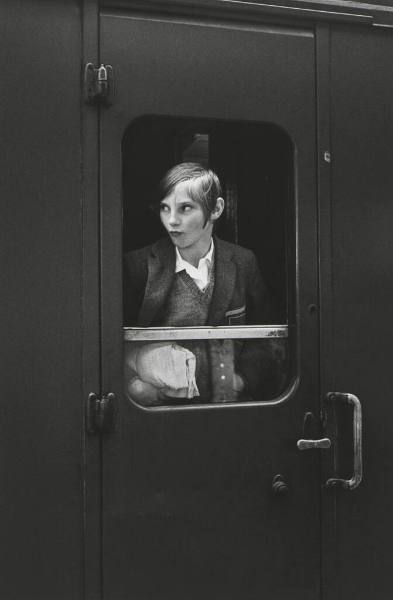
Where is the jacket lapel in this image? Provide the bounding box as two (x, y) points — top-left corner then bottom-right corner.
(207, 237), (236, 325)
(137, 238), (175, 326)
(137, 236), (236, 327)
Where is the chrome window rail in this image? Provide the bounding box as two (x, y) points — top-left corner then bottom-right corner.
(124, 325), (288, 341)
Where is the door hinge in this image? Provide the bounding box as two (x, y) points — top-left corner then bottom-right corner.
(86, 392), (116, 434)
(84, 63), (114, 106)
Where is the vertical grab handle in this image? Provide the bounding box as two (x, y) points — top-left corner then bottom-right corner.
(326, 392), (363, 490)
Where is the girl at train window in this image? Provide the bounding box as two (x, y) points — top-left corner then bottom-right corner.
(123, 163), (272, 406)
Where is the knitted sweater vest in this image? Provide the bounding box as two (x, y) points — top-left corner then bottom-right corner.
(157, 266), (215, 400)
(158, 267), (215, 327)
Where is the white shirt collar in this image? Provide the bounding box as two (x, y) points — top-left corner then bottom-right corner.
(175, 240), (214, 291)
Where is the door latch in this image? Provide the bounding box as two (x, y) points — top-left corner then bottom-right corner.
(297, 410), (331, 450)
(296, 394), (363, 490)
(84, 63), (114, 105)
(297, 437), (331, 450)
(86, 392), (116, 434)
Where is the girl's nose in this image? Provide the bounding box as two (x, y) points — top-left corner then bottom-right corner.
(168, 211), (180, 226)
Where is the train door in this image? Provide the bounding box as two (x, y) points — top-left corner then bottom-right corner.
(96, 5), (320, 599)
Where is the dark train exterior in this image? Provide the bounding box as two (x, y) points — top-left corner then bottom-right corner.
(1, 1), (393, 598)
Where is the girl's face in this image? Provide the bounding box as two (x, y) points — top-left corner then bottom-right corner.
(160, 181), (217, 255)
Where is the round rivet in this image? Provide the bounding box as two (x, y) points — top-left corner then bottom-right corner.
(220, 363), (225, 368)
(308, 304), (317, 314)
(221, 375), (226, 380)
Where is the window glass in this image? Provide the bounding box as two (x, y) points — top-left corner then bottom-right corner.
(124, 336), (288, 406)
(123, 116), (294, 407)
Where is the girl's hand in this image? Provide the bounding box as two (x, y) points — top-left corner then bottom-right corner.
(127, 377), (162, 406)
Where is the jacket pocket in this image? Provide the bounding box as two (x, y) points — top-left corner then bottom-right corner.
(225, 305), (246, 325)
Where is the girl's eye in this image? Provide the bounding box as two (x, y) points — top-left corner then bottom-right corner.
(160, 204), (169, 212)
(181, 204), (192, 212)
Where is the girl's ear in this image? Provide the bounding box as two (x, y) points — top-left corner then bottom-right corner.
(211, 197), (225, 221)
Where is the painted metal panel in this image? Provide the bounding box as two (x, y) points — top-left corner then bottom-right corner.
(99, 10), (320, 600)
(326, 24), (393, 600)
(0, 1), (84, 598)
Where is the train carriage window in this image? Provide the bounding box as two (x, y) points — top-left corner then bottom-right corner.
(123, 116), (294, 407)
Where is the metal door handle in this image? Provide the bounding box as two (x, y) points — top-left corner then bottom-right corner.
(297, 437), (331, 450)
(326, 392), (363, 490)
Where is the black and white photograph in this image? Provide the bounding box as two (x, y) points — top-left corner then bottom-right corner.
(1, 0), (392, 598)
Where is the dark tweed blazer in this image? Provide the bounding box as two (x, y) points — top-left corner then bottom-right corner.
(123, 236), (273, 398)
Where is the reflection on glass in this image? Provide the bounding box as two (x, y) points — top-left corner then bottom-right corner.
(124, 339), (288, 407)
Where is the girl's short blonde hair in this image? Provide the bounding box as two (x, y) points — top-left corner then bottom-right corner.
(158, 163), (222, 222)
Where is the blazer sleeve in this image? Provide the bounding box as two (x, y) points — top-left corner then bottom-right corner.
(123, 250), (147, 326)
(236, 251), (276, 400)
(246, 251), (272, 324)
